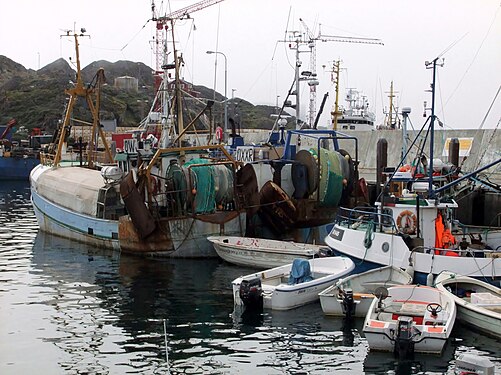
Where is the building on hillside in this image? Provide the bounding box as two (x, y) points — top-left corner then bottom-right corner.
(114, 76), (138, 92)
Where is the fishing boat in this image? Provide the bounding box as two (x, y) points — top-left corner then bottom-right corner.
(319, 266), (413, 318)
(207, 235), (331, 268)
(0, 147), (39, 180)
(333, 88), (376, 132)
(0, 120), (51, 180)
(434, 271), (501, 339)
(363, 284), (456, 356)
(232, 256), (355, 310)
(232, 60), (362, 245)
(325, 59), (501, 285)
(30, 26), (248, 257)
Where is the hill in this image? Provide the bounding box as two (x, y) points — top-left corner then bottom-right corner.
(0, 56), (293, 136)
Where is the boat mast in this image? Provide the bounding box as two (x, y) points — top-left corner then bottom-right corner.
(169, 21), (185, 147)
(331, 60), (341, 130)
(388, 81), (394, 129)
(292, 33), (302, 130)
(54, 30), (112, 167)
(425, 57), (443, 196)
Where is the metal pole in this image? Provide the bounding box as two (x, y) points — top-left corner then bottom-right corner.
(206, 51), (228, 140)
(223, 53), (228, 139)
(428, 58), (437, 196)
(295, 41), (301, 130)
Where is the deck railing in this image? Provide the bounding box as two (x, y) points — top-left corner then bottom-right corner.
(335, 206), (398, 233)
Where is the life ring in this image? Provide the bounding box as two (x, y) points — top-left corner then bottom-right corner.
(397, 210), (417, 234)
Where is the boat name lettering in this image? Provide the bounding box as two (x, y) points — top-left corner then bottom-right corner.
(235, 147), (254, 163)
(124, 139), (138, 154)
(330, 228), (344, 241)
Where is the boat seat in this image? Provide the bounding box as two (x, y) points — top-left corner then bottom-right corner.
(362, 281), (404, 288)
(353, 292), (374, 300)
(381, 302), (426, 323)
(399, 302), (427, 316)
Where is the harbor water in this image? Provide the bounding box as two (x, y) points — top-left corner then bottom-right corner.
(1, 180), (500, 374)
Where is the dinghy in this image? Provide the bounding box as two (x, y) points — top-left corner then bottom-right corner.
(208, 236), (330, 269)
(363, 284), (456, 356)
(435, 271), (501, 339)
(319, 266), (413, 318)
(232, 257), (354, 310)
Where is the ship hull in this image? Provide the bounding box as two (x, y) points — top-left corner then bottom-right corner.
(0, 156), (39, 180)
(30, 164), (245, 257)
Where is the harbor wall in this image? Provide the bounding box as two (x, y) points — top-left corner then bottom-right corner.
(235, 128), (501, 184)
(334, 129), (501, 184)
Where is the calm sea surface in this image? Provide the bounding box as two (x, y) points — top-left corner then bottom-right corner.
(1, 180), (500, 374)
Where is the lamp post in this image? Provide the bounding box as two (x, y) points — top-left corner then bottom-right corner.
(206, 50), (228, 140)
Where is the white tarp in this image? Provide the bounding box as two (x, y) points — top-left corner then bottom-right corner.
(35, 167), (105, 217)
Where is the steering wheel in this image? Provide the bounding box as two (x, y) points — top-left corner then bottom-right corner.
(426, 303), (442, 315)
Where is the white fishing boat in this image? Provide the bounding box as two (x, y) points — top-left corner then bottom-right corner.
(435, 271), (501, 339)
(30, 25), (248, 257)
(232, 257), (355, 310)
(319, 266), (413, 318)
(208, 235), (330, 268)
(325, 60), (501, 285)
(363, 284), (456, 356)
(334, 88), (376, 132)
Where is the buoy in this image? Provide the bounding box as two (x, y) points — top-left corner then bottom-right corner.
(426, 273), (434, 286)
(192, 188), (197, 195)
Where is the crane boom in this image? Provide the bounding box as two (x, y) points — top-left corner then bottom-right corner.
(161, 0), (224, 21)
(298, 19), (383, 127)
(319, 34), (383, 45)
(151, 0), (225, 72)
(1, 119), (17, 140)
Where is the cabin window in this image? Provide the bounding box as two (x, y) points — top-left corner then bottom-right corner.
(381, 207), (393, 227)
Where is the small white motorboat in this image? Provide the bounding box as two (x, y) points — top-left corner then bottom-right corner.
(232, 256), (355, 311)
(208, 236), (330, 269)
(319, 266), (413, 318)
(363, 284), (456, 357)
(435, 271), (501, 339)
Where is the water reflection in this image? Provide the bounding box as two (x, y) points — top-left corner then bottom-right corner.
(363, 342), (455, 374)
(1, 180), (501, 374)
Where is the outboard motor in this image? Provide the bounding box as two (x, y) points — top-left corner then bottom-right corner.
(395, 316), (415, 358)
(318, 247), (333, 257)
(341, 288), (356, 319)
(239, 277), (263, 310)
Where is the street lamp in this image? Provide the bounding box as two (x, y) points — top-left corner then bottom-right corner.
(206, 50), (227, 140)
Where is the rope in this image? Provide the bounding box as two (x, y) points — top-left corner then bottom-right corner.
(364, 220), (375, 249)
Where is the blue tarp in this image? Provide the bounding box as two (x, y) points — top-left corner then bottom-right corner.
(288, 258), (313, 285)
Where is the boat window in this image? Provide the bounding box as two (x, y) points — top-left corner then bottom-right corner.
(381, 207), (393, 226)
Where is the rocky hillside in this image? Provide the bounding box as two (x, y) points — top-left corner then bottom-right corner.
(0, 56), (293, 137)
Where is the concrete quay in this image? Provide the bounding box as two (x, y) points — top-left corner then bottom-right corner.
(333, 129), (501, 184)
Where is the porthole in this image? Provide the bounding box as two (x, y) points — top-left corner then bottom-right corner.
(382, 242), (390, 253)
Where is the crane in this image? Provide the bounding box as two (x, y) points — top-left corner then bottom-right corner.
(151, 0), (225, 73)
(298, 19), (383, 127)
(1, 119), (17, 140)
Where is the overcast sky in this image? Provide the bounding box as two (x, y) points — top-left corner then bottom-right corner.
(1, 0), (500, 130)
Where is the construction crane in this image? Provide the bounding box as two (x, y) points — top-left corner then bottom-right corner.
(151, 0), (225, 73)
(299, 19), (383, 127)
